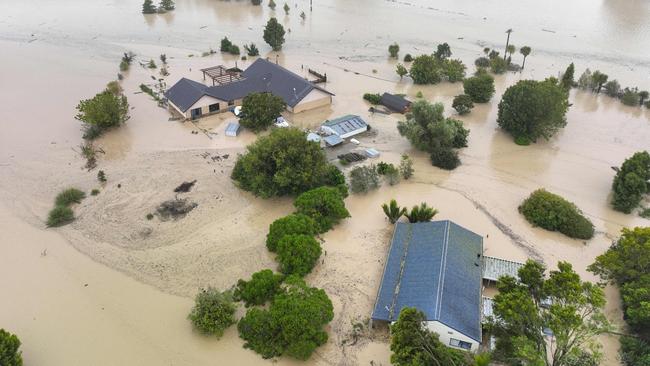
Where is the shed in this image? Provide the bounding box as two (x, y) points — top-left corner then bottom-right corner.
(380, 93), (412, 113)
(372, 221), (484, 351)
(365, 148), (380, 158)
(307, 133), (321, 143)
(321, 115), (368, 139)
(323, 134), (343, 147)
(225, 122), (241, 137)
(482, 256), (524, 283)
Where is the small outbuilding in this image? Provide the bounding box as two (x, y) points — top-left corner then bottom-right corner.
(307, 132), (321, 143)
(320, 115), (368, 139)
(380, 93), (412, 114)
(323, 134), (343, 147)
(225, 122), (241, 137)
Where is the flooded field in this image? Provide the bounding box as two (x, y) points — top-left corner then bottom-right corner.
(1, 0), (649, 365)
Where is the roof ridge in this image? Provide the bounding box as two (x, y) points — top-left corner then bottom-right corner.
(435, 221), (451, 319)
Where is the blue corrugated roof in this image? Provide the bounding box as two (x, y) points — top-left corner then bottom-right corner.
(322, 115), (368, 136)
(372, 220), (483, 342)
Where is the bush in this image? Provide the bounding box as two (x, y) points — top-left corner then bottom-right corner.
(397, 100), (469, 151)
(349, 165), (380, 193)
(363, 93), (381, 105)
(388, 43), (400, 58)
(91, 189), (100, 196)
(474, 56), (490, 68)
(146, 213), (154, 220)
(244, 43), (259, 57)
(55, 188), (86, 206)
(604, 80), (621, 97)
(188, 288), (236, 337)
(519, 189), (594, 239)
(621, 88), (640, 106)
(240, 92), (286, 132)
(497, 78), (569, 143)
(220, 37), (233, 52)
(76, 90), (130, 140)
(238, 276), (333, 360)
(266, 214), (317, 252)
(404, 202), (438, 223)
(403, 54), (413, 62)
(276, 234), (322, 276)
(97, 170), (107, 182)
(0, 329), (22, 366)
(294, 186), (350, 233)
(442, 59), (466, 82)
(489, 57), (508, 74)
(452, 94), (474, 115)
(514, 136), (531, 146)
(263, 17), (285, 51)
(430, 147), (460, 170)
(232, 128), (338, 197)
(620, 336), (650, 366)
(409, 55), (441, 84)
(234, 269), (283, 306)
(47, 205), (74, 227)
(611, 151), (650, 213)
(399, 154), (414, 179)
(463, 72), (495, 103)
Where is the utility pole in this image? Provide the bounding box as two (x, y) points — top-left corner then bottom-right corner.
(310, 0), (312, 11)
(504, 29), (513, 61)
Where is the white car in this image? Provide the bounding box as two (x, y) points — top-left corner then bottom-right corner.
(233, 106), (243, 117)
(274, 116), (290, 128)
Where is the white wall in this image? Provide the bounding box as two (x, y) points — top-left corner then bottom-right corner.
(292, 88), (332, 113)
(425, 321), (479, 352)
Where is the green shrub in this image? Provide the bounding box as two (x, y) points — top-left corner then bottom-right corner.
(294, 186), (350, 233)
(640, 208), (650, 219)
(0, 329), (22, 366)
(47, 205), (74, 227)
(76, 90), (130, 140)
(404, 202), (438, 223)
(97, 170), (107, 182)
(146, 213), (154, 220)
(409, 54), (441, 84)
(519, 189), (594, 239)
(363, 93), (381, 104)
(349, 165), (380, 194)
(403, 54), (413, 62)
(55, 188), (86, 206)
(611, 151), (650, 213)
(234, 269), (283, 306)
(474, 56), (490, 68)
(452, 94), (474, 115)
(621, 88), (640, 106)
(430, 147), (460, 170)
(388, 43), (400, 58)
(266, 214), (317, 252)
(220, 37), (233, 52)
(489, 56), (508, 74)
(188, 288), (236, 337)
(514, 136), (531, 146)
(463, 72), (495, 103)
(399, 154), (414, 179)
(91, 189), (100, 196)
(620, 336), (650, 366)
(276, 234), (322, 276)
(442, 59), (466, 82)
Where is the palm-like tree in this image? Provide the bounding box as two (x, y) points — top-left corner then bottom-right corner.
(404, 203), (438, 223)
(506, 44), (516, 64)
(519, 46), (531, 69)
(591, 71), (609, 93)
(503, 29), (513, 61)
(382, 199), (407, 224)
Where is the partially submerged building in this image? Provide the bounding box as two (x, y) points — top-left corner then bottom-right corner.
(320, 115), (368, 139)
(165, 59), (334, 120)
(380, 93), (412, 114)
(372, 220), (484, 351)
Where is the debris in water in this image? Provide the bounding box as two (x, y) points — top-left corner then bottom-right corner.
(156, 198), (198, 220)
(174, 180), (197, 193)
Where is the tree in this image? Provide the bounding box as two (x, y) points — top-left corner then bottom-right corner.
(620, 336), (650, 366)
(142, 0), (156, 13)
(159, 0), (175, 10)
(251, 0), (262, 4)
(403, 54), (413, 62)
(388, 43), (400, 58)
(267, 213), (317, 252)
(474, 56), (490, 68)
(231, 128), (339, 197)
(610, 151), (650, 213)
(491, 260), (608, 366)
(463, 72), (495, 103)
(519, 189), (595, 239)
(621, 88), (640, 106)
(503, 28), (513, 61)
(497, 78), (569, 143)
(294, 186), (350, 233)
(0, 329), (22, 366)
(489, 56), (508, 74)
(382, 199), (407, 224)
(268, 0), (276, 9)
(349, 165), (380, 193)
(159, 53), (167, 64)
(399, 154), (414, 179)
(404, 202), (438, 223)
(244, 43), (260, 56)
(276, 234), (322, 276)
(442, 59), (466, 82)
(506, 44), (516, 63)
(396, 63), (408, 80)
(430, 147), (460, 170)
(452, 94), (474, 115)
(238, 276), (333, 360)
(519, 46), (531, 69)
(363, 93), (381, 104)
(263, 18), (285, 51)
(560, 63), (575, 91)
(234, 269), (284, 306)
(75, 90), (129, 139)
(220, 37), (233, 52)
(604, 80), (621, 97)
(240, 92), (286, 132)
(390, 307), (470, 366)
(639, 91), (649, 106)
(147, 59), (157, 68)
(188, 288), (236, 337)
(591, 70), (608, 93)
(577, 69), (595, 90)
(409, 55), (441, 84)
(283, 2), (290, 14)
(434, 42), (451, 60)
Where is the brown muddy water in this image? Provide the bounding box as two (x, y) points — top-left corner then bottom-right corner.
(1, 0), (650, 365)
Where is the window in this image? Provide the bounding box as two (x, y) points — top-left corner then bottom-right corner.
(449, 338), (472, 350)
(209, 103), (220, 113)
(228, 100), (235, 106)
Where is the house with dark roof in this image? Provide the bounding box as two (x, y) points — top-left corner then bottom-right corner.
(380, 93), (412, 113)
(164, 58), (335, 120)
(372, 220), (484, 352)
(320, 115), (368, 139)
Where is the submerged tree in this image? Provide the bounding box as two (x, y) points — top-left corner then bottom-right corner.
(434, 42), (452, 60)
(610, 151), (650, 213)
(409, 55), (441, 84)
(294, 186), (350, 233)
(263, 17), (285, 51)
(268, 0), (276, 9)
(240, 92), (286, 132)
(503, 28), (513, 61)
(463, 71), (495, 103)
(159, 0), (175, 11)
(591, 70), (608, 93)
(560, 63), (575, 92)
(399, 154), (414, 180)
(491, 260), (608, 366)
(276, 234), (322, 276)
(75, 89), (130, 139)
(452, 94), (474, 115)
(519, 46), (531, 69)
(382, 199), (407, 224)
(388, 43), (400, 58)
(396, 63), (408, 80)
(266, 213), (317, 252)
(142, 0), (156, 13)
(283, 2), (290, 14)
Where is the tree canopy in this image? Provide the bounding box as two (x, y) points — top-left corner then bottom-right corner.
(234, 269), (284, 307)
(611, 151), (650, 213)
(452, 94), (474, 115)
(231, 128), (343, 198)
(497, 78), (569, 144)
(276, 234), (322, 276)
(237, 276), (334, 360)
(188, 288), (236, 337)
(0, 329), (22, 366)
(240, 92), (286, 132)
(75, 89), (129, 139)
(294, 186), (350, 233)
(263, 17), (285, 51)
(519, 189), (594, 240)
(463, 72), (495, 103)
(390, 307), (471, 366)
(409, 55), (441, 84)
(266, 213), (317, 252)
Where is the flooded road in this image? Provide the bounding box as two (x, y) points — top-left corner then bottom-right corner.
(1, 0), (649, 365)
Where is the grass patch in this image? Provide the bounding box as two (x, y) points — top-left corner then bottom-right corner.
(55, 188), (86, 206)
(47, 205), (74, 227)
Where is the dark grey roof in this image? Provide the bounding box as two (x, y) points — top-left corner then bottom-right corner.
(164, 78), (208, 112)
(380, 93), (411, 113)
(322, 115), (368, 136)
(372, 220), (483, 342)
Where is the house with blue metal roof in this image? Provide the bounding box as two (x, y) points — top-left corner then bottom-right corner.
(372, 220), (484, 352)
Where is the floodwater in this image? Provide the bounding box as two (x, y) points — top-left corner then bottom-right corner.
(1, 0), (649, 365)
